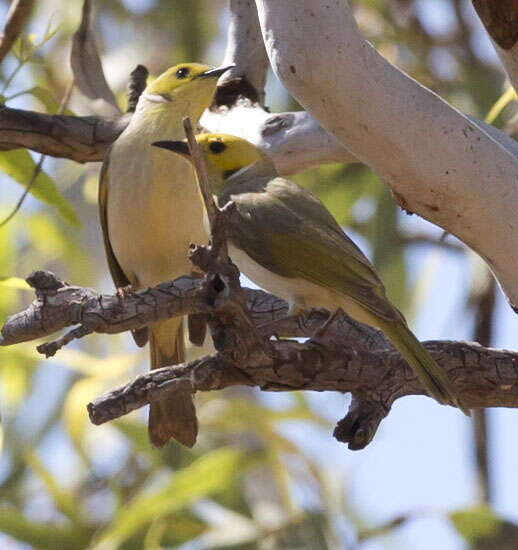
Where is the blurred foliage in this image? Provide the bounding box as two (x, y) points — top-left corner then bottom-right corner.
(450, 506), (518, 550)
(0, 0), (516, 548)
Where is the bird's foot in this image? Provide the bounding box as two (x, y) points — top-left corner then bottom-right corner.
(116, 284), (136, 305)
(310, 308), (343, 343)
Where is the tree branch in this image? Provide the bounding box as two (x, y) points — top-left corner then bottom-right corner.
(0, 0), (34, 64)
(2, 269), (518, 450)
(215, 0), (270, 106)
(0, 104), (128, 162)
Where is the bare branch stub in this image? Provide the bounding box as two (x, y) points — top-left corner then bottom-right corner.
(126, 64), (148, 113)
(182, 115), (231, 260)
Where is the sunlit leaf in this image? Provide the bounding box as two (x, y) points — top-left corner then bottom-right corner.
(485, 86), (517, 125)
(0, 349), (34, 407)
(29, 86), (75, 115)
(0, 415), (3, 457)
(63, 376), (103, 444)
(63, 351), (140, 443)
(0, 150), (80, 227)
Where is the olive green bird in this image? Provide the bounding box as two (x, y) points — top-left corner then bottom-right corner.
(99, 63), (231, 448)
(153, 134), (469, 414)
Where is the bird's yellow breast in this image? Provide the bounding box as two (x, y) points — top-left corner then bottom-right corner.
(107, 132), (208, 288)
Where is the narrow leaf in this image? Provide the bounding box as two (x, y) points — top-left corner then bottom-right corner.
(0, 507), (88, 550)
(0, 149), (80, 226)
(70, 0), (121, 116)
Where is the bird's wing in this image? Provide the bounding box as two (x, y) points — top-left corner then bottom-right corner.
(99, 146), (148, 346)
(226, 177), (399, 322)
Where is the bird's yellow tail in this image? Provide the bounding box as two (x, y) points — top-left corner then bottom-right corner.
(148, 318), (198, 447)
(381, 320), (470, 416)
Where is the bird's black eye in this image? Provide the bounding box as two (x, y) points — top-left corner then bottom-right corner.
(209, 141), (226, 154)
(176, 67), (189, 79)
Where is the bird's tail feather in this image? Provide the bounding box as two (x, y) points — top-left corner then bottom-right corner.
(382, 321), (470, 417)
(148, 318), (198, 447)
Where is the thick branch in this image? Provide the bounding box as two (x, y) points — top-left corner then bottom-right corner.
(87, 337), (518, 449)
(254, 0), (518, 308)
(0, 104), (128, 162)
(2, 270), (518, 449)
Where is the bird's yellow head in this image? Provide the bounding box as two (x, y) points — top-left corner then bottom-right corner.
(152, 133), (270, 194)
(138, 63), (232, 118)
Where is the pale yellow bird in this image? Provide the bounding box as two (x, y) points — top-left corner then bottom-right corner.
(99, 63), (231, 447)
(153, 134), (469, 415)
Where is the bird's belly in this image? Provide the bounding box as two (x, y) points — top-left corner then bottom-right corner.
(228, 243), (334, 311)
(107, 146), (208, 288)
(228, 243), (381, 327)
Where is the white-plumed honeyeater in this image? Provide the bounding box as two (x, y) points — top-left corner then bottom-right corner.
(153, 134), (469, 415)
(99, 64), (231, 448)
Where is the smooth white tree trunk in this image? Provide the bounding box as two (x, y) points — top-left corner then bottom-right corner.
(254, 0), (518, 308)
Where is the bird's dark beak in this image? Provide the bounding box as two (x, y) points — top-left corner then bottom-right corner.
(198, 64), (234, 79)
(152, 140), (190, 156)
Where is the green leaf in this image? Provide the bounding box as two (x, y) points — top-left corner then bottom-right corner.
(450, 506), (501, 543)
(0, 506), (89, 550)
(0, 150), (80, 226)
(93, 447), (243, 548)
(485, 86), (517, 125)
(368, 184), (407, 311)
(29, 86), (75, 115)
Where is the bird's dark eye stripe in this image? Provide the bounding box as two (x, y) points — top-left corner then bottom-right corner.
(209, 141), (226, 154)
(176, 67), (189, 79)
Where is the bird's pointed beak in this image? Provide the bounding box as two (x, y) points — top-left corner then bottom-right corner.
(152, 140), (191, 156)
(198, 64), (235, 79)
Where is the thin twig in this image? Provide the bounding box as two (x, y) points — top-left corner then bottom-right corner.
(182, 115), (229, 259)
(0, 80), (74, 228)
(471, 265), (496, 504)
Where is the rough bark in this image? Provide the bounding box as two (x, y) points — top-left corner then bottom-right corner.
(0, 104), (128, 162)
(2, 269), (518, 450)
